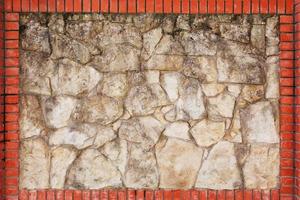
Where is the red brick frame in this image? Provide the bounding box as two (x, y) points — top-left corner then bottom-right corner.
(0, 0), (297, 199)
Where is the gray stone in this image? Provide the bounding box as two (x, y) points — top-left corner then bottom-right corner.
(220, 23), (250, 43)
(156, 138), (203, 189)
(251, 25), (266, 51)
(133, 14), (162, 33)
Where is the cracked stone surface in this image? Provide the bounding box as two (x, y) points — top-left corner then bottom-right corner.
(20, 14), (279, 190)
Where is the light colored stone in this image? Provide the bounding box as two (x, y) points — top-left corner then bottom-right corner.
(251, 25), (266, 51)
(266, 62), (280, 99)
(125, 144), (159, 188)
(41, 96), (78, 129)
(208, 92), (236, 119)
(145, 71), (160, 84)
(156, 138), (203, 189)
(175, 79), (206, 121)
(196, 141), (242, 189)
(161, 72), (182, 102)
(101, 73), (128, 98)
(50, 147), (77, 188)
(20, 95), (46, 139)
(66, 148), (122, 189)
(227, 84), (242, 97)
(133, 14), (162, 33)
(201, 83), (225, 97)
(163, 121), (191, 140)
(93, 126), (117, 148)
(74, 95), (123, 125)
(125, 84), (169, 116)
(243, 144), (279, 189)
(225, 111), (242, 143)
(51, 59), (102, 96)
(190, 119), (225, 147)
(240, 101), (279, 144)
(176, 15), (191, 31)
(142, 27), (163, 60)
(182, 56), (217, 83)
(241, 85), (264, 103)
(20, 138), (49, 189)
(144, 55), (184, 71)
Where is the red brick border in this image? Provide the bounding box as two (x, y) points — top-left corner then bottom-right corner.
(0, 0), (297, 199)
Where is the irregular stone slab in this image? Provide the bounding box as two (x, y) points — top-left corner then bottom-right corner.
(225, 111), (242, 143)
(265, 61), (280, 99)
(156, 138), (203, 189)
(145, 71), (160, 84)
(119, 116), (164, 150)
(208, 92), (236, 119)
(88, 44), (140, 72)
(155, 35), (185, 55)
(220, 23), (250, 43)
(201, 83), (225, 97)
(101, 73), (128, 98)
(125, 84), (169, 116)
(175, 79), (206, 121)
(190, 119), (225, 147)
(243, 144), (279, 189)
(161, 72), (183, 102)
(142, 27), (163, 60)
(163, 121), (191, 140)
(182, 56), (217, 83)
(196, 141), (242, 189)
(217, 41), (265, 84)
(66, 148), (122, 189)
(41, 96), (78, 129)
(51, 34), (91, 64)
(251, 25), (266, 51)
(125, 144), (159, 188)
(241, 85), (264, 103)
(176, 15), (191, 31)
(180, 30), (218, 56)
(50, 147), (77, 188)
(20, 138), (49, 189)
(93, 126), (117, 148)
(133, 14), (162, 33)
(51, 59), (102, 96)
(74, 95), (123, 125)
(21, 19), (51, 54)
(20, 95), (46, 139)
(66, 20), (102, 42)
(240, 101), (279, 144)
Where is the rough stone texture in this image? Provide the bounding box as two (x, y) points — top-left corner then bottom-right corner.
(20, 14), (279, 190)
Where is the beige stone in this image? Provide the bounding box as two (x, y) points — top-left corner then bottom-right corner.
(196, 141), (242, 189)
(220, 23), (250, 43)
(163, 121), (191, 140)
(208, 92), (236, 119)
(201, 83), (225, 97)
(101, 73), (128, 98)
(251, 25), (266, 51)
(190, 119), (225, 147)
(161, 72), (182, 102)
(241, 85), (265, 103)
(142, 27), (163, 60)
(156, 138), (203, 189)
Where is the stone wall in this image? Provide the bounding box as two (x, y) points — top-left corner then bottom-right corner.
(19, 14), (280, 190)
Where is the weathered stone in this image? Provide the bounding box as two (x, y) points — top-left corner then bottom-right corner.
(21, 19), (51, 54)
(241, 85), (264, 103)
(51, 34), (91, 64)
(196, 141), (242, 189)
(20, 95), (46, 139)
(125, 84), (169, 116)
(66, 149), (122, 189)
(208, 92), (236, 119)
(176, 15), (191, 31)
(190, 119), (225, 147)
(142, 27), (163, 60)
(145, 71), (160, 84)
(50, 147), (77, 188)
(51, 59), (102, 96)
(220, 23), (250, 43)
(87, 44), (140, 72)
(182, 56), (217, 83)
(41, 96), (78, 129)
(243, 144), (279, 189)
(201, 83), (225, 97)
(66, 21), (102, 42)
(93, 126), (117, 148)
(227, 84), (242, 98)
(101, 73), (128, 98)
(251, 25), (266, 51)
(119, 116), (164, 150)
(74, 95), (123, 125)
(240, 101), (279, 144)
(20, 138), (49, 189)
(163, 121), (191, 140)
(180, 31), (218, 56)
(161, 72), (182, 102)
(217, 41), (265, 84)
(125, 144), (159, 188)
(48, 14), (65, 33)
(225, 111), (242, 143)
(175, 79), (206, 121)
(133, 14), (162, 33)
(162, 16), (175, 33)
(156, 138), (203, 189)
(266, 62), (280, 99)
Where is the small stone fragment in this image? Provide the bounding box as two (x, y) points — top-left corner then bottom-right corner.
(241, 85), (264, 103)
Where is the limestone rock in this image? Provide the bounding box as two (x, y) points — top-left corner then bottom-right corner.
(251, 25), (266, 51)
(208, 92), (236, 119)
(51, 59), (102, 96)
(196, 141), (242, 189)
(220, 23), (250, 43)
(20, 138), (49, 189)
(74, 95), (123, 125)
(241, 85), (264, 103)
(41, 96), (78, 129)
(161, 72), (182, 102)
(101, 73), (128, 98)
(182, 56), (217, 83)
(125, 84), (169, 116)
(50, 147), (77, 188)
(142, 27), (163, 60)
(125, 144), (159, 188)
(201, 83), (225, 97)
(145, 71), (160, 84)
(266, 61), (279, 99)
(133, 14), (162, 33)
(163, 121), (191, 140)
(243, 144), (279, 189)
(190, 119), (225, 147)
(226, 111), (242, 143)
(20, 95), (46, 139)
(176, 15), (191, 31)
(93, 126), (117, 148)
(66, 149), (122, 189)
(156, 138), (203, 189)
(240, 101), (279, 144)
(51, 34), (91, 64)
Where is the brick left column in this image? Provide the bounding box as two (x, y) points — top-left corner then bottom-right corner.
(4, 11), (19, 200)
(0, 0), (4, 199)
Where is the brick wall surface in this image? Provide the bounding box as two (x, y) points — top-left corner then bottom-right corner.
(0, 0), (298, 199)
